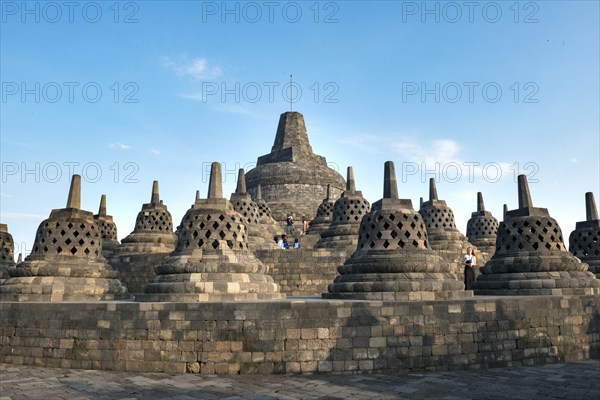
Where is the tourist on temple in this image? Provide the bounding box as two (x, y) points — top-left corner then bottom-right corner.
(286, 215), (295, 235)
(463, 247), (477, 290)
(293, 238), (300, 249)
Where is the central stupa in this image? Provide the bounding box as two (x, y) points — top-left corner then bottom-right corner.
(246, 112), (346, 222)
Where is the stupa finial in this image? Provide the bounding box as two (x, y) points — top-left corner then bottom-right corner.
(326, 184), (331, 201)
(477, 192), (485, 213)
(429, 178), (438, 201)
(383, 161), (398, 200)
(151, 180), (160, 205)
(346, 167), (356, 192)
(503, 204), (508, 220)
(256, 184), (263, 200)
(586, 192), (599, 221)
(236, 169), (247, 194)
(207, 162), (223, 199)
(517, 175), (533, 209)
(66, 175), (81, 209)
(195, 190), (201, 201)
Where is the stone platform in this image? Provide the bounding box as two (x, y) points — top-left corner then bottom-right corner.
(1, 295), (598, 375)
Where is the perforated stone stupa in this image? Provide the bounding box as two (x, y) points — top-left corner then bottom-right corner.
(119, 181), (176, 254)
(138, 162), (285, 302)
(230, 169), (278, 249)
(0, 175), (128, 301)
(419, 178), (479, 274)
(466, 192), (498, 259)
(323, 162), (469, 301)
(473, 175), (600, 295)
(569, 192), (600, 278)
(245, 111), (345, 222)
(0, 223), (15, 282)
(253, 184), (276, 225)
(94, 195), (119, 259)
(307, 184), (335, 236)
(315, 167), (370, 255)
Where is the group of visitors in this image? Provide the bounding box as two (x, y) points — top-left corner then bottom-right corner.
(276, 215), (310, 250)
(276, 234), (300, 250)
(286, 215), (310, 236)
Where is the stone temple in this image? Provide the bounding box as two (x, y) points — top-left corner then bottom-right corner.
(324, 162), (469, 301)
(0, 223), (15, 283)
(466, 192), (498, 259)
(473, 175), (600, 295)
(0, 175), (128, 301)
(94, 194), (119, 260)
(569, 192), (600, 278)
(245, 111), (345, 222)
(0, 111), (599, 376)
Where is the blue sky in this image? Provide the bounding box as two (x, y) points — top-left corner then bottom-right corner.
(1, 0), (599, 257)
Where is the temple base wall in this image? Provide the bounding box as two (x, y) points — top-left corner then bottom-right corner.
(1, 295), (598, 374)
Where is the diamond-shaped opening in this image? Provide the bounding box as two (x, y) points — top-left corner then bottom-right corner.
(538, 235), (544, 242)
(79, 239), (85, 245)
(369, 241), (375, 248)
(198, 239), (204, 247)
(84, 248), (90, 255)
(65, 238), (72, 245)
(226, 222), (232, 230)
(523, 221), (529, 227)
(205, 231), (212, 238)
(68, 223), (74, 229)
(404, 231), (411, 239)
(73, 230), (80, 238)
(390, 231), (398, 239)
(212, 222), (219, 229)
(417, 231), (422, 238)
(212, 240), (219, 249)
(383, 240), (390, 248)
(226, 240), (234, 249)
(412, 240), (418, 247)
(376, 231), (383, 239)
(518, 243), (524, 249)
(545, 243), (552, 249)
(206, 215), (212, 221)
(219, 231), (226, 239)
(52, 238), (57, 244)
(389, 214), (395, 221)
(532, 242), (539, 250)
(399, 240), (405, 248)
(44, 246), (49, 252)
(199, 222), (206, 229)
(410, 222), (416, 229)
(192, 231), (199, 239)
(60, 230), (66, 236)
(219, 215), (225, 221)
(70, 247), (77, 255)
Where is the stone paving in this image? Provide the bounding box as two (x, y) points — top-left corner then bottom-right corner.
(1, 361), (599, 399)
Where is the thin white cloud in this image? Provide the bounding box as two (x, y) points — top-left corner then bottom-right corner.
(0, 192), (12, 198)
(1, 212), (47, 220)
(108, 142), (131, 150)
(161, 56), (222, 80)
(569, 158), (578, 163)
(214, 104), (252, 116)
(149, 149), (161, 155)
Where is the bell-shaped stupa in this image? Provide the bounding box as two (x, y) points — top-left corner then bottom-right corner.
(308, 184), (335, 236)
(474, 175), (600, 295)
(569, 192), (600, 278)
(138, 162), (285, 302)
(323, 162), (469, 301)
(466, 192), (498, 258)
(0, 223), (15, 282)
(0, 175), (128, 301)
(314, 167), (370, 255)
(419, 178), (479, 273)
(230, 169), (278, 249)
(119, 181), (176, 254)
(245, 111), (345, 223)
(93, 194), (119, 259)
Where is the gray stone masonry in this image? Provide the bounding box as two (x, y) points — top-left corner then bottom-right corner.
(324, 162), (470, 301)
(420, 178), (483, 275)
(0, 223), (15, 283)
(0, 175), (129, 301)
(474, 175), (600, 295)
(137, 162), (285, 302)
(466, 192), (498, 260)
(94, 194), (119, 260)
(1, 295), (598, 374)
(569, 192), (600, 278)
(315, 166), (370, 257)
(308, 184), (335, 236)
(246, 112), (345, 223)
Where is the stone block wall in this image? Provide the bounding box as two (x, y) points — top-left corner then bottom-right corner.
(1, 296), (598, 374)
(255, 249), (347, 296)
(110, 253), (170, 294)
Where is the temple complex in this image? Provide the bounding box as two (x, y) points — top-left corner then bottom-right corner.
(324, 162), (469, 300)
(245, 112), (345, 222)
(569, 192), (600, 278)
(473, 175), (600, 295)
(0, 223), (15, 283)
(314, 167), (370, 255)
(0, 175), (128, 301)
(419, 179), (480, 274)
(466, 192), (498, 259)
(138, 162), (285, 302)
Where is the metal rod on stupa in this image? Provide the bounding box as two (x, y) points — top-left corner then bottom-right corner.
(207, 162), (223, 199)
(586, 192), (599, 221)
(517, 175), (533, 209)
(477, 192), (485, 212)
(98, 194), (107, 216)
(429, 178), (438, 201)
(236, 169), (247, 194)
(383, 161), (398, 199)
(346, 167), (355, 192)
(66, 175), (81, 209)
(151, 180), (160, 205)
